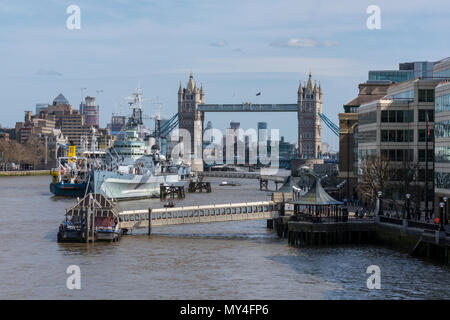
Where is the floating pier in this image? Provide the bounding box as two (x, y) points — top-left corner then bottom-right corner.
(57, 193), (122, 243)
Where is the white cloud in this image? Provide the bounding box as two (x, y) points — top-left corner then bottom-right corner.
(210, 40), (229, 47)
(270, 38), (339, 48)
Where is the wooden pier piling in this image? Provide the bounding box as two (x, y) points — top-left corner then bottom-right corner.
(160, 184), (185, 199)
(148, 208), (152, 235)
(259, 179), (268, 191)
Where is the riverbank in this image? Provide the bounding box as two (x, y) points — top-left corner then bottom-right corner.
(269, 215), (450, 265)
(0, 170), (50, 177)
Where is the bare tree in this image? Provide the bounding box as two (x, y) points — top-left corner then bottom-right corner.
(391, 160), (423, 218)
(358, 154), (393, 209)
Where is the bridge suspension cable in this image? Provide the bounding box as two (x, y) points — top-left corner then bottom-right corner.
(318, 112), (339, 137)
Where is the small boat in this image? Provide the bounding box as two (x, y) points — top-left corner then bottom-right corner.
(219, 181), (240, 186)
(163, 200), (175, 208)
(50, 156), (91, 197)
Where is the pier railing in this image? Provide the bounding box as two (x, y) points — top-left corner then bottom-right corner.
(119, 201), (281, 229)
(379, 215), (440, 231)
(379, 216), (403, 225)
(197, 171), (287, 183)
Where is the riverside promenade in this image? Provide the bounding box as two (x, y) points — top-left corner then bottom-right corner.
(0, 170), (50, 177)
(268, 214), (450, 265)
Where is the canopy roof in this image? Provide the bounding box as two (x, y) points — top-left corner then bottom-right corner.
(65, 193), (119, 217)
(290, 178), (343, 206)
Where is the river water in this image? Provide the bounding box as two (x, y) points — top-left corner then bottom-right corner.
(0, 175), (449, 299)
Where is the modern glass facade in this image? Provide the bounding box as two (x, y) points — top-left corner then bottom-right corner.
(387, 90), (414, 100)
(436, 94), (450, 113)
(434, 70), (450, 78)
(369, 70), (414, 83)
(435, 120), (450, 138)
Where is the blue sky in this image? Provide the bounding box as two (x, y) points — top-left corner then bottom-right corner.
(1, 0), (449, 150)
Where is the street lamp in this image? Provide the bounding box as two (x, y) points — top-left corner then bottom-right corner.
(439, 202), (445, 231)
(443, 196), (448, 226)
(405, 193), (411, 220)
(377, 191), (383, 216)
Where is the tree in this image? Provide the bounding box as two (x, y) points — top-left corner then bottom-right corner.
(358, 155), (393, 209)
(391, 160), (423, 219)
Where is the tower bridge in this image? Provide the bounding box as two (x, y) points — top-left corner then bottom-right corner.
(177, 71), (336, 171)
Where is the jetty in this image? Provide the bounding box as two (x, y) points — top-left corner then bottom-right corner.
(119, 201), (281, 233)
(57, 193), (122, 243)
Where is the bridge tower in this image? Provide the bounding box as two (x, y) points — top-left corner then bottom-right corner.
(178, 72), (205, 171)
(297, 72), (322, 159)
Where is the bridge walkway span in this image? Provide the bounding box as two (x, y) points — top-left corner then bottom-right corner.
(119, 201), (281, 230)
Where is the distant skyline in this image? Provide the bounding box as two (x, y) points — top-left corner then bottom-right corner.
(1, 0), (450, 150)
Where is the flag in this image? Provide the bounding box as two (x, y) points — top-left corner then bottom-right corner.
(256, 92), (261, 96)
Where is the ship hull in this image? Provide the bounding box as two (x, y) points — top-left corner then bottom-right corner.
(93, 170), (182, 200)
(50, 182), (88, 197)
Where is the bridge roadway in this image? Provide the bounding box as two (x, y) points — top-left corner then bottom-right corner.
(197, 171), (287, 183)
(119, 201), (281, 230)
(197, 103), (298, 112)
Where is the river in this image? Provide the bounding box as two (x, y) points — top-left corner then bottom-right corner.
(0, 175), (449, 299)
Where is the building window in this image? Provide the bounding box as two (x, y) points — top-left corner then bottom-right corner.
(381, 129), (414, 142)
(357, 130), (376, 143)
(435, 146), (450, 163)
(418, 129), (434, 142)
(381, 110), (413, 123)
(359, 111), (377, 125)
(388, 90), (414, 100)
(418, 109), (434, 122)
(435, 120), (450, 138)
(418, 89), (435, 102)
(436, 94), (450, 113)
(381, 149), (413, 162)
(435, 171), (450, 189)
(418, 149), (434, 162)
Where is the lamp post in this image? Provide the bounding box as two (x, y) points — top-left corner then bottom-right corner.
(405, 193), (411, 220)
(439, 202), (445, 231)
(443, 196), (448, 226)
(377, 191), (383, 216)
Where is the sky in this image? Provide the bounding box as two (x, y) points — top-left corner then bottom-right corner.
(1, 0), (450, 151)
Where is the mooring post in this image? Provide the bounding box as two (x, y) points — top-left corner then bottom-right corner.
(85, 207), (90, 243)
(148, 208), (152, 235)
(92, 211), (95, 243)
(90, 194), (95, 243)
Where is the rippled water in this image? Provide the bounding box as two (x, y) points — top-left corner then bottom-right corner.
(0, 175), (449, 299)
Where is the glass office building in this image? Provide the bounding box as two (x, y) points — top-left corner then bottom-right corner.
(369, 61), (436, 83)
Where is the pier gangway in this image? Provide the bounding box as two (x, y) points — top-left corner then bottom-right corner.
(119, 200), (281, 231)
